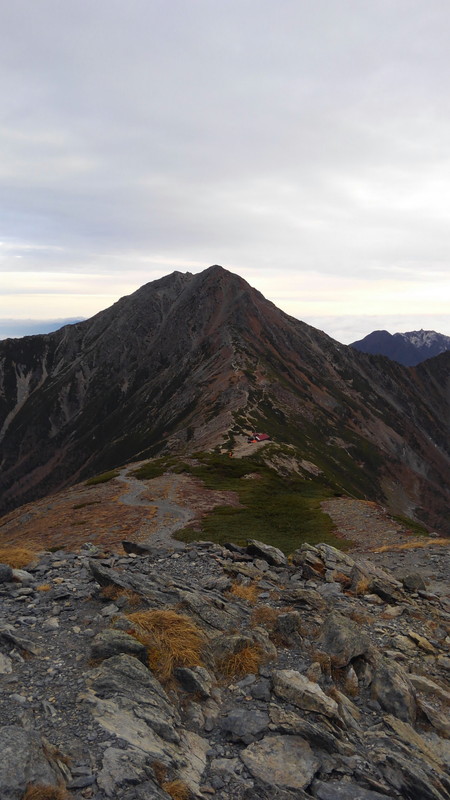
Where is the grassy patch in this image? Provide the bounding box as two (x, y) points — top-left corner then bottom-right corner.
(174, 452), (351, 553)
(85, 469), (119, 486)
(391, 515), (429, 537)
(73, 500), (101, 509)
(130, 457), (188, 480)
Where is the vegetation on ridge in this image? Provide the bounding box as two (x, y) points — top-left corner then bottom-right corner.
(133, 451), (352, 552)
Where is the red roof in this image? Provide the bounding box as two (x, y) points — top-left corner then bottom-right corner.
(254, 433), (270, 441)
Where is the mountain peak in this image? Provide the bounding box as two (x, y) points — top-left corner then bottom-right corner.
(350, 328), (450, 366)
(1, 266), (449, 535)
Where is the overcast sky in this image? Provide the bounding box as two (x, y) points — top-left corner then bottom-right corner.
(1, 0), (450, 343)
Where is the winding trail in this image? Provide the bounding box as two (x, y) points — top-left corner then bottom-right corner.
(116, 467), (195, 549)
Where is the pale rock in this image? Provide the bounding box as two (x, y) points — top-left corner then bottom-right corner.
(0, 726), (61, 800)
(272, 669), (339, 718)
(246, 539), (287, 567)
(241, 734), (319, 790)
(407, 631), (437, 654)
(371, 660), (417, 723)
(319, 611), (371, 667)
(0, 653), (13, 674)
(409, 674), (450, 705)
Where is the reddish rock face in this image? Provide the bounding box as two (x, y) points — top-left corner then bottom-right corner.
(0, 264), (449, 532)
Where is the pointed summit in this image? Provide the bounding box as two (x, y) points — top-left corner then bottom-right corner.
(0, 265), (449, 533)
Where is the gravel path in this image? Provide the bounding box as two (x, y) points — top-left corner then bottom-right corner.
(116, 468), (194, 549)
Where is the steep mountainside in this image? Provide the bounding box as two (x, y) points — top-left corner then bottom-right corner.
(350, 329), (450, 366)
(1, 266), (449, 532)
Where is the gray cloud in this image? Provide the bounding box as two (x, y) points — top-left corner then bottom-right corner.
(1, 1), (450, 335)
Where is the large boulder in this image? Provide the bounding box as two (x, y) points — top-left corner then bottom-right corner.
(246, 539), (288, 567)
(90, 630), (148, 665)
(318, 611), (371, 667)
(371, 660), (417, 724)
(272, 670), (339, 719)
(240, 735), (319, 791)
(0, 726), (61, 800)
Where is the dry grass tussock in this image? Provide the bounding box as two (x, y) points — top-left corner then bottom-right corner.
(22, 786), (68, 800)
(372, 538), (449, 553)
(162, 780), (192, 800)
(217, 645), (262, 679)
(351, 576), (371, 596)
(0, 546), (38, 568)
(127, 609), (205, 681)
(228, 581), (260, 604)
(250, 605), (280, 630)
(152, 762), (191, 800)
(100, 585), (142, 607)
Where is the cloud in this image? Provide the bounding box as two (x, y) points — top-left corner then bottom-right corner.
(1, 1), (450, 328)
(0, 318), (85, 340)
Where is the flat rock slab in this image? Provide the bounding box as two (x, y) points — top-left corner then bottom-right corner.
(273, 669), (339, 719)
(0, 726), (60, 800)
(313, 779), (394, 799)
(241, 734), (319, 790)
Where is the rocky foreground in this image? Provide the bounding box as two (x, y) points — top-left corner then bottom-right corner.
(0, 538), (449, 800)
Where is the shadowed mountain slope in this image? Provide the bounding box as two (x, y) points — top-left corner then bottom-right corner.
(1, 265), (449, 531)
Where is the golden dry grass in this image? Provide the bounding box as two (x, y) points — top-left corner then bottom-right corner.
(161, 779), (192, 800)
(22, 786), (68, 800)
(217, 645), (262, 678)
(352, 576), (371, 596)
(228, 581), (260, 604)
(308, 649), (332, 676)
(372, 538), (449, 553)
(127, 609), (205, 681)
(100, 585), (142, 607)
(250, 605), (280, 630)
(0, 546), (38, 568)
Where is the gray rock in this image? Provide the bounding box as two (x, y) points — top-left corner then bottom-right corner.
(269, 704), (343, 754)
(280, 587), (327, 612)
(275, 611), (302, 638)
(371, 660), (417, 723)
(221, 708), (269, 744)
(0, 622), (41, 655)
(402, 573), (427, 592)
(174, 665), (213, 698)
(0, 563), (13, 583)
(246, 539), (288, 567)
(0, 726), (60, 800)
(241, 735), (319, 791)
(97, 747), (151, 797)
(85, 653), (181, 744)
(272, 670), (339, 719)
(319, 611), (371, 667)
(90, 629), (148, 665)
(380, 751), (449, 800)
(312, 780), (393, 799)
(85, 655), (209, 795)
(11, 569), (35, 584)
(0, 652), (13, 674)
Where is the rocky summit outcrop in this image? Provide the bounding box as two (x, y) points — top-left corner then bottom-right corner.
(1, 266), (450, 534)
(0, 538), (449, 799)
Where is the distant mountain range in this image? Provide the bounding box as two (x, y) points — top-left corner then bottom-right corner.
(350, 329), (450, 366)
(1, 266), (449, 533)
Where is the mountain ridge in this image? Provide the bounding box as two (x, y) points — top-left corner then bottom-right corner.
(350, 328), (450, 366)
(0, 266), (449, 533)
